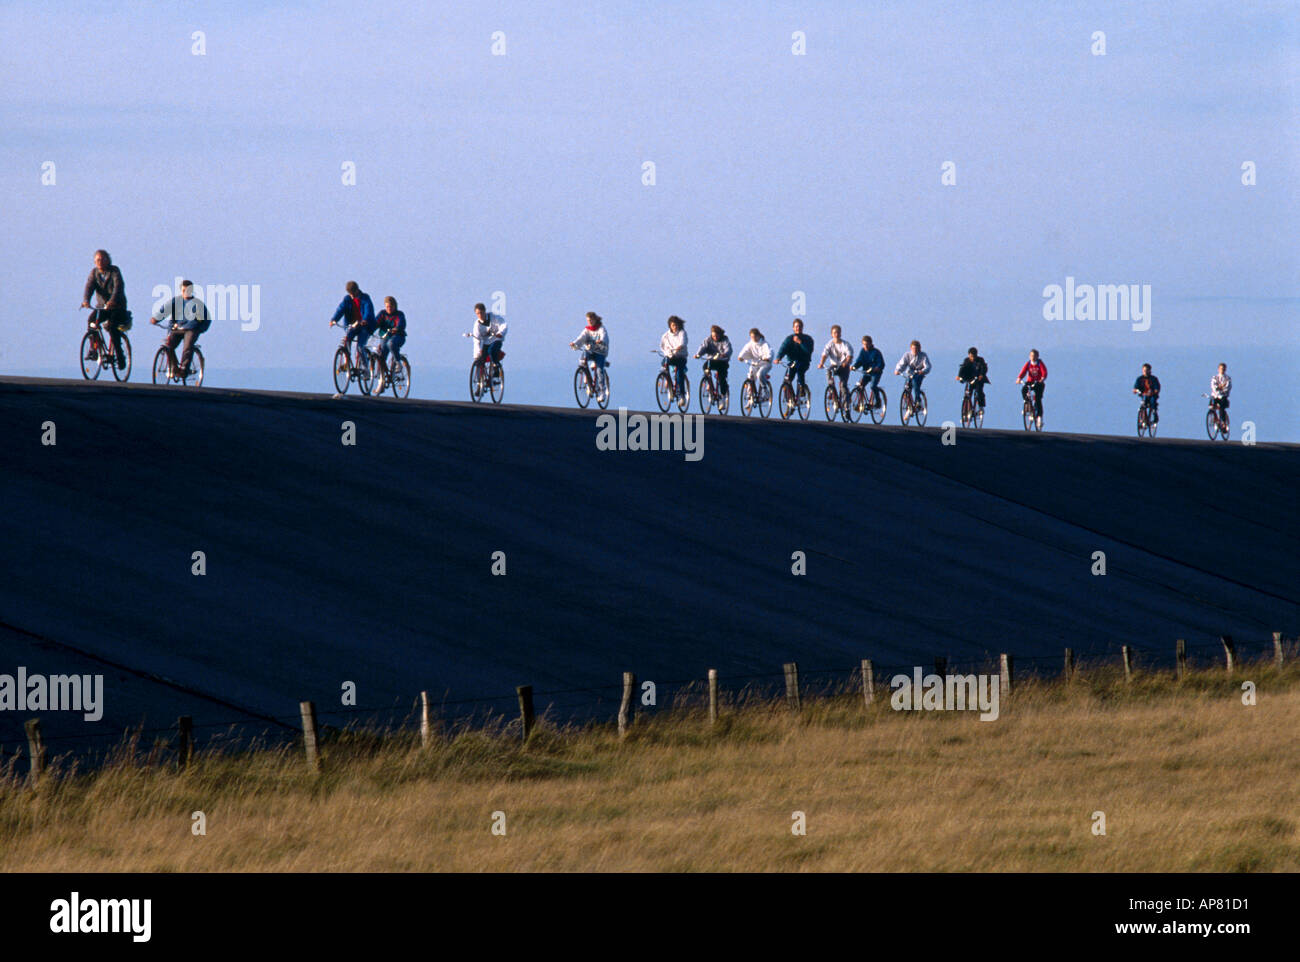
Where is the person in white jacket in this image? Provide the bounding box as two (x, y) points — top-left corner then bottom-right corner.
(818, 325), (854, 400)
(470, 302), (508, 366)
(894, 340), (931, 398)
(736, 328), (772, 390)
(659, 315), (688, 400)
(571, 312), (610, 372)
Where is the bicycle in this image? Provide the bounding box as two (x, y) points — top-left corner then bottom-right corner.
(739, 363), (773, 418)
(1135, 394), (1158, 438)
(822, 368), (851, 422)
(465, 333), (505, 404)
(571, 346), (611, 409)
(1019, 382), (1043, 431)
(653, 350), (690, 413)
(78, 307), (133, 381)
(960, 379), (984, 428)
(330, 321), (375, 395)
(370, 339), (411, 399)
(697, 359), (730, 415)
(150, 322), (205, 387)
(898, 374), (928, 427)
(1203, 394), (1230, 440)
(778, 362), (811, 420)
(847, 375), (887, 424)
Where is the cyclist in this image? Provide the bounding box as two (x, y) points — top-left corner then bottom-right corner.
(852, 335), (885, 407)
(330, 281), (376, 367)
(818, 325), (853, 402)
(1016, 348), (1047, 427)
(150, 279), (209, 378)
(659, 315), (689, 400)
(80, 249), (130, 369)
(471, 302), (508, 368)
(893, 339), (931, 399)
(694, 325), (733, 400)
(374, 296), (407, 377)
(737, 328), (772, 391)
(955, 346), (988, 410)
(1132, 363), (1160, 424)
(570, 311), (610, 377)
(776, 318), (815, 394)
(1210, 362), (1231, 414)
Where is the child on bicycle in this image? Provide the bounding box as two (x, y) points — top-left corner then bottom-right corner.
(374, 296), (407, 374)
(571, 312), (609, 373)
(818, 325), (853, 400)
(659, 315), (689, 400)
(853, 335), (884, 406)
(1132, 363), (1160, 423)
(737, 328), (772, 390)
(694, 325), (733, 398)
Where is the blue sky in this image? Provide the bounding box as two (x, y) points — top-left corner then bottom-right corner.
(1, 0), (1296, 436)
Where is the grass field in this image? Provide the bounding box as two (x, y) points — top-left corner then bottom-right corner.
(2, 663), (1297, 872)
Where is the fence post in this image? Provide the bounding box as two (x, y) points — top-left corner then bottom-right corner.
(861, 659), (875, 706)
(177, 715), (193, 770)
(1121, 645), (1133, 684)
(618, 672), (636, 739)
(1064, 648), (1074, 681)
(783, 662), (801, 713)
(999, 653), (1013, 697)
(934, 656), (947, 677)
(419, 691), (433, 748)
(299, 701), (322, 775)
(23, 719), (45, 787)
(1220, 635), (1236, 674)
(1273, 632), (1285, 669)
(1176, 639), (1187, 680)
(707, 669), (718, 726)
(516, 685), (534, 742)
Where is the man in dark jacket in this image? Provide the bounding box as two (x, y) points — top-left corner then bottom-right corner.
(330, 281), (376, 366)
(956, 347), (989, 409)
(1132, 363), (1160, 423)
(80, 249), (129, 368)
(853, 335), (885, 405)
(151, 280), (209, 377)
(776, 318), (815, 393)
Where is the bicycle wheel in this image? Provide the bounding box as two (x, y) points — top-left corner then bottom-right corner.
(110, 333), (132, 381)
(186, 348), (205, 387)
(595, 368), (610, 409)
(1220, 409), (1230, 439)
(869, 388), (886, 424)
(795, 383), (810, 420)
(574, 367), (592, 408)
(1023, 398), (1034, 431)
(469, 362), (484, 402)
(758, 381), (772, 418)
(699, 376), (715, 414)
(356, 351), (372, 396)
(778, 381), (795, 419)
(961, 395), (973, 428)
(717, 382), (729, 415)
(676, 375), (690, 412)
(972, 403), (983, 428)
(655, 371), (672, 412)
(489, 363), (505, 403)
(740, 380), (755, 417)
(900, 390), (913, 425)
(369, 353), (386, 396)
(824, 384), (838, 422)
(914, 390), (927, 427)
(79, 331), (103, 380)
(333, 347), (351, 394)
(392, 358), (411, 399)
(152, 348), (170, 385)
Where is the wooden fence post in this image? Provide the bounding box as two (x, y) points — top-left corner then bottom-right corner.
(618, 672), (636, 739)
(999, 653), (1013, 697)
(1273, 632), (1284, 669)
(1220, 635), (1236, 674)
(934, 656), (947, 677)
(516, 685), (535, 742)
(707, 669), (718, 726)
(299, 701), (321, 775)
(783, 662), (801, 713)
(1121, 645), (1133, 684)
(861, 659), (875, 706)
(1064, 648), (1074, 681)
(23, 719), (45, 786)
(1176, 639), (1187, 680)
(419, 691), (433, 748)
(177, 715), (193, 770)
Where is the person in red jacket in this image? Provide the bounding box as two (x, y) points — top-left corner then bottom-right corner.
(1016, 349), (1047, 427)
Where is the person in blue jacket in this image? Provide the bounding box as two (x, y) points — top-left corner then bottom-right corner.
(374, 296), (407, 377)
(852, 334), (885, 407)
(329, 281), (376, 367)
(776, 318), (815, 393)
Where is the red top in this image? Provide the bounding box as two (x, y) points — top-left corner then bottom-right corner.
(1019, 360), (1047, 383)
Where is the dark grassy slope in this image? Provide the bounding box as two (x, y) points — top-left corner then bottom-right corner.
(1, 377), (1296, 749)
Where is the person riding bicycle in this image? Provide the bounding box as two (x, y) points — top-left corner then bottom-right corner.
(1016, 349), (1047, 426)
(1209, 362), (1232, 412)
(736, 328), (772, 389)
(893, 340), (931, 399)
(471, 302), (508, 368)
(956, 346), (988, 409)
(1132, 363), (1160, 424)
(150, 279), (209, 378)
(330, 281), (376, 367)
(695, 325), (733, 399)
(374, 296), (407, 375)
(80, 249), (130, 368)
(818, 325), (853, 401)
(852, 335), (885, 407)
(659, 315), (689, 400)
(571, 311), (610, 375)
(776, 318), (815, 393)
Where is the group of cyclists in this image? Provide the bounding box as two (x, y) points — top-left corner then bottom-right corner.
(76, 251), (1237, 436)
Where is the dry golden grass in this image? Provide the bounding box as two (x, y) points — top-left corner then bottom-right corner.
(2, 664), (1298, 871)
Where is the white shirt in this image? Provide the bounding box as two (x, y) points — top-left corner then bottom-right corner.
(660, 328), (688, 358)
(471, 313), (507, 354)
(737, 338), (771, 364)
(573, 325), (609, 356)
(821, 339), (853, 367)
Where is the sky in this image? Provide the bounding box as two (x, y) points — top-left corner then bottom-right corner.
(1, 0), (1297, 438)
